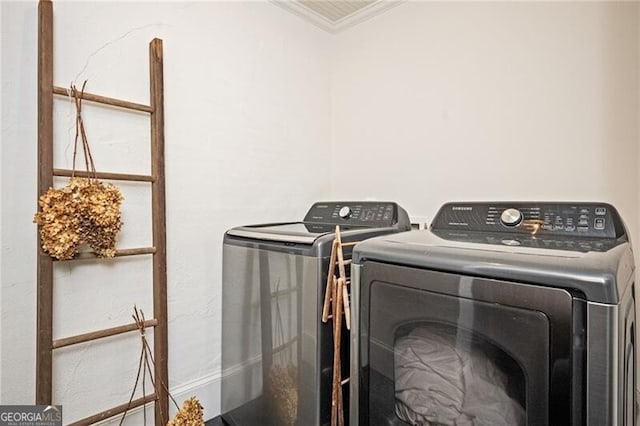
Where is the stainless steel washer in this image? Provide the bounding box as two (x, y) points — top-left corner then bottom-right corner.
(220, 201), (410, 426)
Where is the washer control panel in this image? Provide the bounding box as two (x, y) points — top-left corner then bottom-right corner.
(304, 202), (397, 227)
(432, 202), (623, 239)
(430, 229), (622, 252)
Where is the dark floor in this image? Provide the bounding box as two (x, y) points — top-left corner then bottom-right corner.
(205, 416), (224, 426)
(207, 394), (640, 425)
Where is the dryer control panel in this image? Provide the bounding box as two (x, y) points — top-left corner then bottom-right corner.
(432, 202), (625, 239)
(304, 202), (398, 227)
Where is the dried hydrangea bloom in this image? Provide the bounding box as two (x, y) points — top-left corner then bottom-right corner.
(167, 397), (204, 426)
(34, 177), (123, 260)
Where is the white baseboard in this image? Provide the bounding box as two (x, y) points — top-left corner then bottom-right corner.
(95, 371), (222, 425)
(170, 371), (221, 421)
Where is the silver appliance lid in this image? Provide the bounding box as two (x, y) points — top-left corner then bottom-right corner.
(226, 222), (332, 244)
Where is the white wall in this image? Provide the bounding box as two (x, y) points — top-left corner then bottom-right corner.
(331, 1), (639, 239)
(331, 3), (640, 394)
(0, 1), (331, 422)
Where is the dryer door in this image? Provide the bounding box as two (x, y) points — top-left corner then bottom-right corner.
(357, 262), (581, 426)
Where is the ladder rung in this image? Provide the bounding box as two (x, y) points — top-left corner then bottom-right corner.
(53, 247), (156, 261)
(272, 336), (298, 354)
(335, 259), (352, 266)
(68, 393), (158, 426)
(53, 319), (158, 349)
(54, 168), (155, 182)
(53, 86), (153, 113)
(271, 287), (298, 298)
(341, 241), (361, 247)
(326, 312), (347, 320)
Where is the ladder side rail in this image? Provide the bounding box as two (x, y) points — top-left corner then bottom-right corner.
(36, 0), (55, 406)
(149, 38), (169, 425)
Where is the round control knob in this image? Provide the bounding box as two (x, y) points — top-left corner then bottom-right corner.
(500, 208), (523, 227)
(339, 206), (352, 219)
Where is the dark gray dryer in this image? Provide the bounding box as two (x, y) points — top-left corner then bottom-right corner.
(221, 201), (410, 426)
(351, 202), (636, 426)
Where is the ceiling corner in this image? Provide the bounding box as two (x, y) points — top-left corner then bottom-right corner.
(271, 0), (405, 34)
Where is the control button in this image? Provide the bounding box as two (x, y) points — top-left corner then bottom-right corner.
(500, 208), (523, 227)
(577, 226), (589, 232)
(338, 206), (352, 219)
(565, 225), (575, 232)
(594, 217), (605, 230)
(595, 207), (606, 216)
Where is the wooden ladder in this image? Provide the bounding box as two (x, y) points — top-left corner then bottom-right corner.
(321, 227), (360, 426)
(36, 1), (168, 424)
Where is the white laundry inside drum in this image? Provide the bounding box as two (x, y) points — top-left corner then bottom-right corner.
(394, 324), (525, 426)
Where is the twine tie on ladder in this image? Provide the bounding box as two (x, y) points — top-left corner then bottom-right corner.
(120, 307), (179, 426)
(71, 81), (97, 182)
(121, 307), (205, 426)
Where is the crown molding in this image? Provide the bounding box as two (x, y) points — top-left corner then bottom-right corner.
(271, 0), (405, 34)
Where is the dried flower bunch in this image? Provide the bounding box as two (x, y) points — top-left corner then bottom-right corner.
(33, 81), (123, 260)
(167, 397), (204, 426)
(34, 177), (123, 260)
